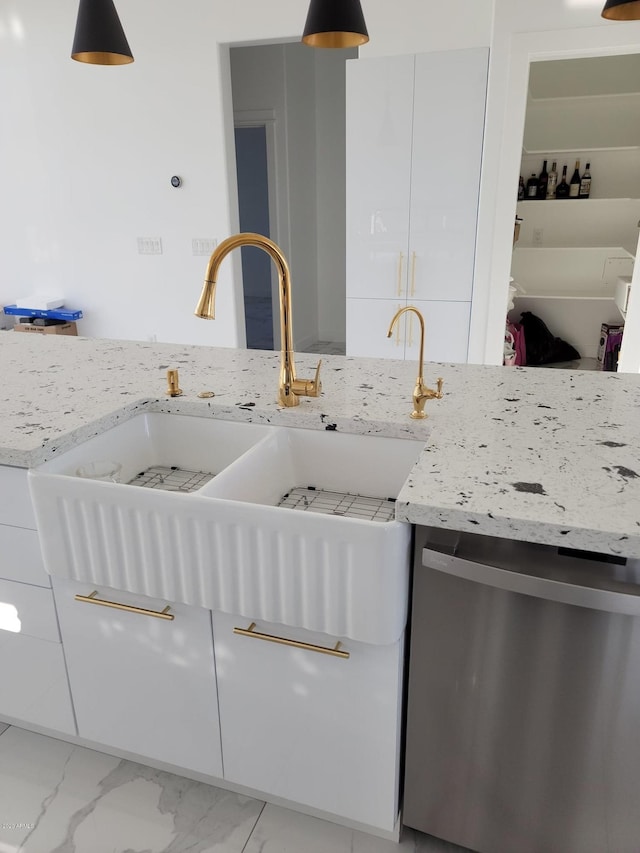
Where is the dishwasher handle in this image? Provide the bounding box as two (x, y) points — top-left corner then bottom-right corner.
(422, 546), (640, 616)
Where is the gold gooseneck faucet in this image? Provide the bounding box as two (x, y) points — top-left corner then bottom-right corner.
(195, 233), (322, 408)
(387, 306), (444, 419)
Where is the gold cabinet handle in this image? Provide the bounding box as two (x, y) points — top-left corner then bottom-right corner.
(233, 622), (349, 659)
(408, 312), (414, 347)
(397, 252), (405, 297)
(74, 590), (175, 620)
(410, 251), (417, 297)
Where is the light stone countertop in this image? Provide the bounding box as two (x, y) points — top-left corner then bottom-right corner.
(2, 332), (639, 558)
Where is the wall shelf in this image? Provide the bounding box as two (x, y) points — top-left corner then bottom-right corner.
(515, 200), (640, 253)
(510, 246), (630, 358)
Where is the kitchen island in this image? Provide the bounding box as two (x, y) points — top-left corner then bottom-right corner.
(1, 331), (639, 558)
(1, 329), (640, 843)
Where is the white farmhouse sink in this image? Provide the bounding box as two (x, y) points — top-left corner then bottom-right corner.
(29, 414), (424, 644)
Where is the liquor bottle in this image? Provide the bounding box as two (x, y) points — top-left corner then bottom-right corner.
(556, 165), (570, 199)
(569, 160), (581, 198)
(579, 163), (592, 199)
(526, 173), (538, 199)
(518, 176), (525, 201)
(546, 161), (558, 199)
(536, 160), (549, 199)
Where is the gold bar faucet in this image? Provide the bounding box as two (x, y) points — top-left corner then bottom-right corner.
(195, 233), (322, 407)
(387, 306), (443, 419)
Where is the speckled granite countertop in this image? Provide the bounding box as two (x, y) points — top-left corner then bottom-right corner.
(2, 332), (639, 558)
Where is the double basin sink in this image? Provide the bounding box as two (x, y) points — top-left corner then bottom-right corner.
(29, 414), (425, 645)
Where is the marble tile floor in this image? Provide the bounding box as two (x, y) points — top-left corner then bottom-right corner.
(303, 341), (346, 356)
(0, 723), (472, 853)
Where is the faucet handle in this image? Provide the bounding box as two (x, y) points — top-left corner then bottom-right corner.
(311, 359), (323, 396)
(291, 359), (322, 398)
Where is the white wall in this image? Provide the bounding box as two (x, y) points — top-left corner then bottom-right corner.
(8, 0), (639, 367)
(0, 0), (492, 349)
(361, 0), (493, 57)
(1, 0), (245, 346)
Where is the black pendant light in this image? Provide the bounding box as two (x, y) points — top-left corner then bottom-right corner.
(602, 0), (640, 19)
(71, 0), (134, 65)
(302, 0), (369, 48)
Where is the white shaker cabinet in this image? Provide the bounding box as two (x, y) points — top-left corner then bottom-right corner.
(52, 577), (223, 778)
(0, 466), (75, 734)
(346, 48), (488, 360)
(213, 611), (405, 833)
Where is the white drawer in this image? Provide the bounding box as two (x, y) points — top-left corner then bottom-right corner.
(0, 631), (75, 734)
(0, 525), (49, 586)
(0, 578), (60, 642)
(0, 466), (36, 529)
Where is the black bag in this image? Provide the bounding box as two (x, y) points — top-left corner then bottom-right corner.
(519, 311), (580, 365)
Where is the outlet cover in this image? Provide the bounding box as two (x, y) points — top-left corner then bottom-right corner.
(137, 237), (163, 255)
(192, 238), (218, 256)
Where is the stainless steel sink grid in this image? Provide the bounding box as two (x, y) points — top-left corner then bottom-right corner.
(127, 466), (215, 493)
(277, 486), (395, 522)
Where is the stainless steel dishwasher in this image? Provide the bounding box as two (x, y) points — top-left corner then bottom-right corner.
(403, 526), (640, 853)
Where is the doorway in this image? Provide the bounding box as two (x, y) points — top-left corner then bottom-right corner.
(485, 25), (640, 373)
(229, 42), (356, 354)
(509, 53), (640, 370)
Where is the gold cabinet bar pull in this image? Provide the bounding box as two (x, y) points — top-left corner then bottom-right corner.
(74, 590), (175, 620)
(397, 252), (405, 297)
(410, 251), (417, 297)
(233, 622), (349, 659)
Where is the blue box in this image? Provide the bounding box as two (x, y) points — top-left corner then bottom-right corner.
(3, 305), (83, 322)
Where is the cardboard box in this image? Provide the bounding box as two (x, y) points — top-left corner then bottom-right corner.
(13, 322), (78, 336)
(597, 322), (624, 371)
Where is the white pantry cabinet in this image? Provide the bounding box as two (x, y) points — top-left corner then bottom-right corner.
(213, 610), (404, 832)
(0, 465), (75, 734)
(52, 577), (223, 778)
(346, 48), (488, 361)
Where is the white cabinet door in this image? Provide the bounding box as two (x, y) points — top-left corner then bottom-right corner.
(0, 579), (75, 733)
(0, 525), (49, 586)
(53, 578), (223, 778)
(0, 466), (36, 529)
(346, 297), (409, 358)
(409, 49), (488, 303)
(0, 633), (76, 733)
(405, 299), (471, 365)
(346, 54), (415, 300)
(214, 611), (404, 833)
